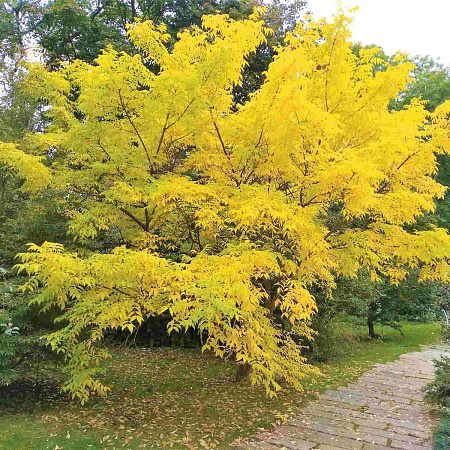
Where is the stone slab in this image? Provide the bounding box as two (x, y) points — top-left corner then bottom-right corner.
(282, 427), (364, 450)
(298, 415), (425, 445)
(349, 381), (424, 400)
(301, 410), (388, 431)
(336, 386), (413, 404)
(390, 439), (432, 450)
(288, 418), (388, 446)
(265, 434), (315, 449)
(361, 444), (391, 450)
(317, 446), (349, 450)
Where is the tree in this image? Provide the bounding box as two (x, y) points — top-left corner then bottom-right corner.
(230, 0), (308, 105)
(390, 55), (450, 114)
(11, 10), (450, 403)
(396, 57), (450, 234)
(349, 47), (450, 115)
(334, 270), (439, 337)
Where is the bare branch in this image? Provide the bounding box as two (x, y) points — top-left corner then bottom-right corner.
(145, 207), (150, 230)
(90, 6), (102, 20)
(324, 35), (337, 112)
(97, 139), (112, 161)
(213, 119), (229, 156)
(255, 125), (265, 148)
(156, 114), (169, 156)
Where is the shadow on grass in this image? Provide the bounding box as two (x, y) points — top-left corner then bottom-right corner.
(0, 322), (442, 449)
(0, 377), (67, 412)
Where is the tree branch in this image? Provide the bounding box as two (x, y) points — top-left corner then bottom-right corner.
(117, 89), (153, 168)
(397, 150), (421, 170)
(211, 116), (240, 187)
(213, 119), (229, 156)
(167, 97), (196, 129)
(90, 6), (102, 20)
(156, 111), (170, 155)
(11, 355), (27, 370)
(119, 207), (148, 231)
(145, 207), (150, 230)
(98, 284), (135, 298)
(324, 34), (337, 112)
(97, 139), (112, 161)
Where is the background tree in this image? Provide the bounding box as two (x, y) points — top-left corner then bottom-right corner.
(390, 55), (450, 114)
(393, 55), (450, 234)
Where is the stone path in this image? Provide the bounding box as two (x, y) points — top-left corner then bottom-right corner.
(235, 345), (450, 450)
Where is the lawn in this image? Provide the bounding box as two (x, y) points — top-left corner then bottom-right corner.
(0, 322), (441, 449)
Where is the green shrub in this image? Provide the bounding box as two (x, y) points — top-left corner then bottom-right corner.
(442, 325), (450, 344)
(423, 323), (450, 450)
(0, 272), (57, 386)
(424, 356), (450, 407)
(303, 291), (366, 363)
(434, 410), (450, 450)
(307, 316), (364, 363)
(0, 316), (22, 385)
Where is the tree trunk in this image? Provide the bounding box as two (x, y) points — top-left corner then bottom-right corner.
(235, 362), (251, 381)
(367, 301), (377, 338)
(260, 277), (277, 317)
(234, 277), (276, 381)
(367, 314), (376, 338)
(131, 0), (137, 18)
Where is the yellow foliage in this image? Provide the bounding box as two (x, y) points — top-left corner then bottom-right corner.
(8, 10), (450, 401)
(0, 142), (51, 192)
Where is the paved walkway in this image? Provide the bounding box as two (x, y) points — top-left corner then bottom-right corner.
(236, 345), (450, 450)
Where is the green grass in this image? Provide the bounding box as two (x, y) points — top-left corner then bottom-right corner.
(0, 322), (442, 449)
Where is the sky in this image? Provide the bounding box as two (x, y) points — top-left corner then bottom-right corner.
(308, 0), (450, 66)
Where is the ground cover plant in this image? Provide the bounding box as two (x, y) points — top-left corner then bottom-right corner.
(433, 411), (450, 450)
(0, 322), (441, 449)
(424, 321), (450, 450)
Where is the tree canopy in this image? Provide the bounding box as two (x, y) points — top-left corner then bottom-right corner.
(8, 9), (450, 403)
(391, 55), (450, 114)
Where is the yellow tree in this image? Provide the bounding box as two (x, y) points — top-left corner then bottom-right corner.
(12, 9), (450, 402)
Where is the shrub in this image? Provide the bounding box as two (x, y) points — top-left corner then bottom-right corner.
(442, 325), (450, 344)
(0, 314), (23, 385)
(0, 272), (56, 386)
(434, 410), (450, 450)
(307, 316), (364, 363)
(424, 356), (450, 407)
(303, 291), (365, 363)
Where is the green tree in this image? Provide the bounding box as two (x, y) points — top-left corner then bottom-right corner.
(390, 55), (450, 114)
